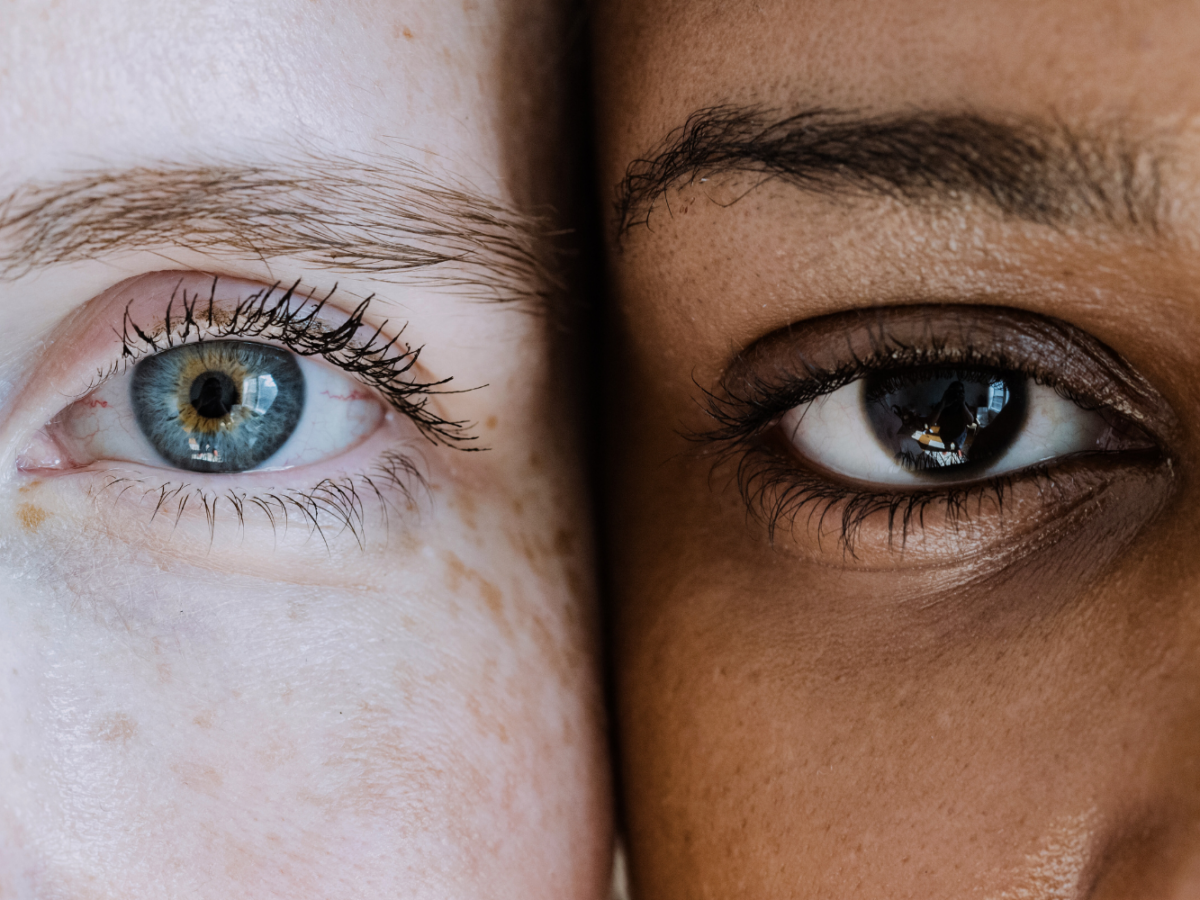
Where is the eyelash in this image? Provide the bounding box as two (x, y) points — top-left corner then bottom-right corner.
(694, 327), (1157, 553)
(60, 276), (473, 544)
(91, 450), (423, 549)
(114, 276), (476, 447)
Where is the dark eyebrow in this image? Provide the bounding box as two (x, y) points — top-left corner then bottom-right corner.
(0, 156), (559, 306)
(614, 106), (1163, 238)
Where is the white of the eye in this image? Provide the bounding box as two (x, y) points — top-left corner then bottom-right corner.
(55, 353), (382, 472)
(781, 379), (1115, 486)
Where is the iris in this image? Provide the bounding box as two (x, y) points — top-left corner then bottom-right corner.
(863, 368), (1027, 474)
(131, 341), (305, 473)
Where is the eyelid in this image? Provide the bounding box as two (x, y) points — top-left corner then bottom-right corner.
(690, 304), (1178, 558)
(30, 270), (474, 448)
(711, 305), (1178, 445)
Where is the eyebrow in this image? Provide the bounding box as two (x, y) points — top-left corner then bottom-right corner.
(614, 106), (1163, 238)
(0, 156), (559, 306)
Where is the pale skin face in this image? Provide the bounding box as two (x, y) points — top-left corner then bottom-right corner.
(595, 1), (1200, 897)
(0, 2), (610, 898)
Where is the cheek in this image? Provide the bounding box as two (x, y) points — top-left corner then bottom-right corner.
(0, 516), (600, 898)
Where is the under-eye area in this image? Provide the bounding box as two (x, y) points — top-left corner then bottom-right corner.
(695, 304), (1177, 558)
(14, 271), (475, 545)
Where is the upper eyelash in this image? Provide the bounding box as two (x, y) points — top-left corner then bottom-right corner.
(697, 325), (1108, 447)
(692, 325), (1159, 553)
(113, 276), (477, 447)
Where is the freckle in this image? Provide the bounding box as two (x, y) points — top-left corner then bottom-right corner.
(442, 550), (467, 590)
(480, 579), (502, 615)
(403, 25), (414, 38)
(157, 662), (172, 683)
(193, 709), (215, 729)
(485, 415), (497, 430)
(18, 481), (41, 494)
(16, 503), (48, 533)
(511, 497), (523, 515)
(95, 712), (138, 745)
(173, 761), (223, 797)
(528, 452), (542, 470)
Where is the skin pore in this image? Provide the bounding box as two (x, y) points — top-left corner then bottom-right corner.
(0, 1), (610, 898)
(595, 1), (1200, 897)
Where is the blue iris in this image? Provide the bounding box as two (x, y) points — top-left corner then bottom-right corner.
(131, 341), (305, 473)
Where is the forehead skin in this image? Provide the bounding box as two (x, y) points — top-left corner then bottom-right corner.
(599, 0), (1200, 165)
(596, 1), (1200, 899)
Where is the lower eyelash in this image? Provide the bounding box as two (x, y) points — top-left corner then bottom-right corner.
(90, 450), (424, 550)
(716, 433), (1161, 557)
(724, 438), (1049, 555)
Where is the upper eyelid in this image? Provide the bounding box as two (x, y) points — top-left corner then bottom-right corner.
(703, 305), (1178, 444)
(35, 272), (476, 448)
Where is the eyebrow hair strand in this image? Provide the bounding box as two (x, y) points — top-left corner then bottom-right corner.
(614, 106), (1163, 238)
(0, 155), (561, 308)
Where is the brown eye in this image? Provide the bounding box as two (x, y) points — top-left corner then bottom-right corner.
(863, 368), (1027, 475)
(780, 369), (1145, 488)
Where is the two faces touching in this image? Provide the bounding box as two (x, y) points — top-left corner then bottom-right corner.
(2, 0), (1197, 898)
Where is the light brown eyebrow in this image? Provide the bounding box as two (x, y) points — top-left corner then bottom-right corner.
(0, 155), (560, 307)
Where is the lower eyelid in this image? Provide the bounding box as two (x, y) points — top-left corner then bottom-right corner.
(740, 443), (1169, 567)
(16, 427), (430, 553)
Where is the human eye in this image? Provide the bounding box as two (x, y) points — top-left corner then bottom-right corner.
(15, 271), (468, 546)
(699, 305), (1176, 557)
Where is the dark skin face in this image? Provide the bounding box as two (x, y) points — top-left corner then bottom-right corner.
(595, 1), (1200, 896)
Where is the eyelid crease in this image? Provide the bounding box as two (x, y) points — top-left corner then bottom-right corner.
(106, 275), (480, 448)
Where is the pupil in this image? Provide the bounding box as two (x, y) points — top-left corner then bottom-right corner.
(190, 371), (240, 420)
(864, 369), (1027, 474)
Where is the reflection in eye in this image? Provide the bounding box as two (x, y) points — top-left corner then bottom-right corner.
(133, 341), (306, 473)
(865, 370), (1025, 471)
(782, 367), (1141, 487)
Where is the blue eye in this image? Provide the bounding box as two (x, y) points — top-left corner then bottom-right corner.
(131, 341), (306, 473)
(45, 339), (388, 476)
